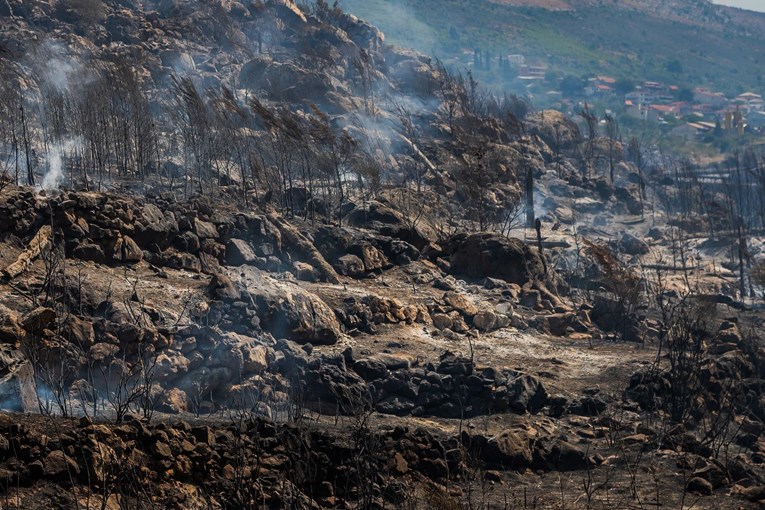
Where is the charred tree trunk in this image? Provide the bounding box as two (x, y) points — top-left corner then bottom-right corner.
(2, 226), (52, 281)
(738, 223), (746, 301)
(535, 218), (547, 275)
(20, 99), (33, 187)
(525, 164), (534, 228)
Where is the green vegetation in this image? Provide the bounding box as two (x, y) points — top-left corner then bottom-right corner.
(339, 0), (765, 97)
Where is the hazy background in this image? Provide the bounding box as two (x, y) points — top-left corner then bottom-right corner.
(712, 0), (765, 12)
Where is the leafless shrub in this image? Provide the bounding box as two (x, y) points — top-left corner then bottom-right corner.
(94, 331), (158, 423)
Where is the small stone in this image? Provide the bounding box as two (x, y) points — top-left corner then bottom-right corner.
(473, 311), (497, 332)
(431, 313), (453, 330)
(153, 441), (173, 459)
(444, 292), (478, 317)
(390, 452), (409, 474)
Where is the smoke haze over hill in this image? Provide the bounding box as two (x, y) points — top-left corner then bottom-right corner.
(712, 0), (765, 12)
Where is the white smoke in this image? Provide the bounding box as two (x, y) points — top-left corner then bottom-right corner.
(35, 39), (86, 94)
(338, 0), (439, 53)
(27, 40), (91, 190)
(41, 137), (82, 191)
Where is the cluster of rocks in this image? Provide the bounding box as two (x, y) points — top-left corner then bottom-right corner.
(428, 290), (510, 334)
(0, 0), (762, 507)
(0, 408), (620, 509)
(0, 186), (39, 235)
(535, 172), (644, 229)
(48, 191), (285, 276)
(206, 269), (342, 345)
(0, 0), (396, 118)
(312, 224), (421, 279)
(436, 233), (552, 288)
(336, 294), (428, 334)
(0, 412), (415, 508)
(369, 352), (549, 418)
(275, 345), (550, 419)
(0, 184), (571, 423)
(0, 302), (271, 415)
(0, 187), (429, 289)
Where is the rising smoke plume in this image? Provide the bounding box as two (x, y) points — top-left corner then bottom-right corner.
(41, 137), (81, 191)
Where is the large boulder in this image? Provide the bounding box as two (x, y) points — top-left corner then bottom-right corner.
(619, 233), (650, 256)
(467, 429), (533, 470)
(239, 55), (273, 88)
(209, 273), (240, 301)
(535, 438), (590, 471)
(0, 346), (37, 412)
(335, 254), (365, 278)
(526, 110), (583, 152)
(165, 252), (202, 272)
(473, 310), (499, 332)
(109, 234), (143, 263)
(293, 261), (319, 282)
(443, 292), (478, 317)
(614, 186), (643, 215)
(0, 306), (24, 345)
(237, 268), (342, 345)
(226, 239), (258, 266)
(223, 333), (271, 375)
(508, 373), (548, 413)
(387, 52), (440, 97)
(357, 243), (388, 272)
(244, 60), (346, 103)
(21, 307), (56, 335)
(194, 218), (219, 240)
(43, 450), (80, 480)
(346, 200), (434, 249)
(337, 13), (384, 51)
(157, 388), (188, 414)
(540, 312), (578, 337)
(64, 316), (95, 348)
(443, 233), (552, 287)
(133, 203), (178, 247)
(73, 243), (106, 263)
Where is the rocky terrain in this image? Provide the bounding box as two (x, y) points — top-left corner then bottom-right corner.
(0, 1), (763, 509)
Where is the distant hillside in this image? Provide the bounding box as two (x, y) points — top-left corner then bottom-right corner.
(338, 0), (765, 97)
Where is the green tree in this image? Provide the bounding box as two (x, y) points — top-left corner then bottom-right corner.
(614, 78), (635, 95)
(545, 69), (562, 85)
(559, 74), (584, 97)
(665, 59), (683, 74)
(676, 87), (694, 102)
